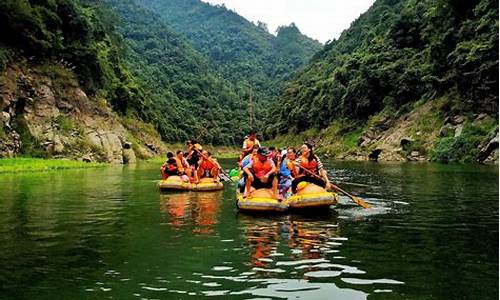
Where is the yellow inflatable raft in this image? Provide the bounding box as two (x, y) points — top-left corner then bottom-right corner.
(158, 176), (223, 192)
(236, 189), (288, 213)
(287, 182), (338, 210)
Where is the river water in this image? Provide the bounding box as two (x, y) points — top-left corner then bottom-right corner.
(0, 160), (497, 299)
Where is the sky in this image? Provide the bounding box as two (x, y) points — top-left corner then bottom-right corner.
(201, 0), (375, 44)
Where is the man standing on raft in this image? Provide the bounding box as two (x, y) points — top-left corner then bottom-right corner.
(239, 130), (260, 164)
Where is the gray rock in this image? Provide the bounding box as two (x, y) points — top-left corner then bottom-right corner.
(53, 134), (64, 154)
(82, 154), (93, 163)
(475, 113), (488, 121)
(123, 148), (136, 164)
(451, 115), (465, 125)
(477, 132), (499, 163)
(400, 137), (414, 148)
(1, 111), (10, 126)
(123, 141), (133, 149)
(454, 124), (464, 137)
(439, 124), (455, 137)
(369, 149), (383, 161)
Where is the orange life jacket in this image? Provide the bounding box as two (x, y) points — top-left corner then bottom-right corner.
(252, 158), (272, 177)
(299, 157), (319, 175)
(200, 159), (215, 171)
(175, 157), (188, 172)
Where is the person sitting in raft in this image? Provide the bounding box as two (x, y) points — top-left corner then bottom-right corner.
(242, 147), (278, 199)
(175, 150), (193, 182)
(278, 147), (297, 199)
(197, 150), (222, 182)
(291, 142), (331, 193)
(238, 144), (260, 192)
(239, 130), (260, 164)
(160, 152), (179, 179)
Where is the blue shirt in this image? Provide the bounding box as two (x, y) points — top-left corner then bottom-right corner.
(279, 159), (292, 178)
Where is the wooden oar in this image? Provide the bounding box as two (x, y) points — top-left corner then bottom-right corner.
(193, 148), (234, 182)
(293, 162), (370, 209)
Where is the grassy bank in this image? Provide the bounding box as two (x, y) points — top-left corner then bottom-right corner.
(0, 158), (104, 173)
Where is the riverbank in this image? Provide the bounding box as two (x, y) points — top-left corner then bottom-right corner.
(0, 158), (104, 173)
(268, 100), (499, 164)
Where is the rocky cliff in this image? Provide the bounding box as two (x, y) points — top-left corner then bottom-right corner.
(270, 99), (498, 164)
(0, 63), (166, 163)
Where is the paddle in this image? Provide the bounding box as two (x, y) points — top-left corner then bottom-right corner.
(292, 162), (370, 209)
(193, 148), (234, 182)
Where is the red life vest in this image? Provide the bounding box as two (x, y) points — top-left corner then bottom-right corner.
(200, 159), (215, 171)
(252, 158), (272, 178)
(300, 157), (319, 175)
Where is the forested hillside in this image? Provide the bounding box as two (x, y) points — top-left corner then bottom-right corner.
(136, 0), (322, 109)
(104, 0), (249, 144)
(1, 0), (322, 154)
(269, 0), (498, 163)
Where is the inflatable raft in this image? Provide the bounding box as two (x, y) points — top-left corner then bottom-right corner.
(287, 182), (338, 210)
(236, 188), (288, 213)
(158, 176), (223, 192)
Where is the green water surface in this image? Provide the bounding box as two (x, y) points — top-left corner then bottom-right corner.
(0, 160), (497, 299)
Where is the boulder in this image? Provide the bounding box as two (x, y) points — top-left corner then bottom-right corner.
(475, 113), (488, 121)
(82, 154), (93, 163)
(400, 137), (414, 149)
(123, 141), (133, 149)
(439, 124), (455, 137)
(123, 148), (136, 164)
(454, 124), (464, 137)
(477, 132), (499, 163)
(451, 115), (465, 125)
(368, 149), (383, 161)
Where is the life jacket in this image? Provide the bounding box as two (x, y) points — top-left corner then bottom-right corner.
(252, 158), (272, 178)
(200, 159), (215, 171)
(175, 157), (188, 170)
(299, 156), (319, 175)
(167, 159), (178, 172)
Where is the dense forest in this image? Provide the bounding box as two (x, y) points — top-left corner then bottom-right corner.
(0, 0), (321, 146)
(270, 0), (498, 133)
(0, 0), (497, 162)
(268, 0), (498, 162)
(137, 0), (322, 124)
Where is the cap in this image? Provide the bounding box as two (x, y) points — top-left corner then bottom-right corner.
(257, 147), (270, 156)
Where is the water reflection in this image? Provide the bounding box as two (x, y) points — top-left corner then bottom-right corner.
(160, 191), (222, 234)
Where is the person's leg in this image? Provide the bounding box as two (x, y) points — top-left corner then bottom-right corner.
(244, 173), (254, 197)
(185, 168), (192, 180)
(211, 167), (220, 182)
(304, 176), (326, 188)
(271, 176), (278, 199)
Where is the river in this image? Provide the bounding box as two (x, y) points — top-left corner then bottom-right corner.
(0, 160), (497, 299)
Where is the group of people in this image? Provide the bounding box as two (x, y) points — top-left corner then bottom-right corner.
(238, 131), (331, 200)
(160, 131), (332, 199)
(160, 140), (222, 183)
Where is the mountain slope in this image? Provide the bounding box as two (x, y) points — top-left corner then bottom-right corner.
(269, 0), (498, 163)
(136, 0), (322, 104)
(105, 0), (249, 144)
